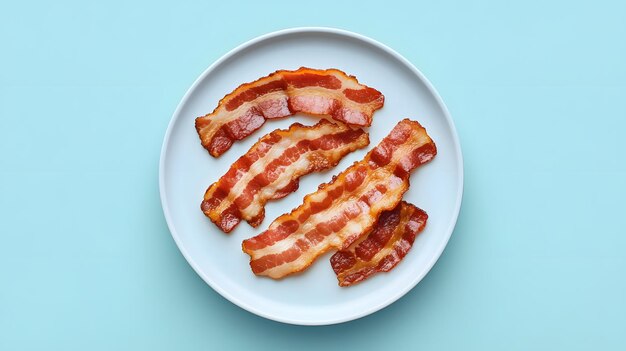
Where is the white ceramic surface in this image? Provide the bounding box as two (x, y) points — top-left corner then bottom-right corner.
(159, 27), (463, 325)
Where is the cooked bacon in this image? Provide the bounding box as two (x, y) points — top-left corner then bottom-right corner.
(330, 202), (427, 287)
(201, 120), (369, 233)
(241, 119), (436, 279)
(195, 67), (384, 157)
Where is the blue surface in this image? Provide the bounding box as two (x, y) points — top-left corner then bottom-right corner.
(1, 1), (625, 349)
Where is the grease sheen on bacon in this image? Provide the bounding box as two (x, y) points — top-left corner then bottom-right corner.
(241, 119), (436, 279)
(195, 67), (384, 157)
(201, 120), (369, 233)
(330, 202), (427, 287)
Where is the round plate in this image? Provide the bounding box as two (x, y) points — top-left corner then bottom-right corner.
(159, 27), (463, 325)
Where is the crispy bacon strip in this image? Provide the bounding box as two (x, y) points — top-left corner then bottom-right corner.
(201, 120), (369, 233)
(330, 202), (427, 287)
(195, 67), (384, 157)
(242, 119), (436, 279)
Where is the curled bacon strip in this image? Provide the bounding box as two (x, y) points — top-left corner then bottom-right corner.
(330, 202), (427, 287)
(242, 119), (436, 279)
(195, 67), (384, 157)
(201, 120), (369, 233)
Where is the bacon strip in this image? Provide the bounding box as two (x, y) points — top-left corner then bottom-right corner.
(195, 67), (384, 157)
(330, 202), (427, 287)
(242, 119), (436, 279)
(201, 120), (369, 233)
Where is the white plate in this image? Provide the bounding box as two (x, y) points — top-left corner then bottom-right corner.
(159, 27), (463, 325)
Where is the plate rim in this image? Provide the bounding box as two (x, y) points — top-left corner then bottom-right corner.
(159, 26), (464, 325)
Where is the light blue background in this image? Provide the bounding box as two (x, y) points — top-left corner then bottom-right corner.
(1, 1), (625, 350)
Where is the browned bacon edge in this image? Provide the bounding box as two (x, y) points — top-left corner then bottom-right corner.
(201, 119), (369, 233)
(195, 67), (384, 157)
(330, 201), (428, 287)
(241, 119), (436, 279)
